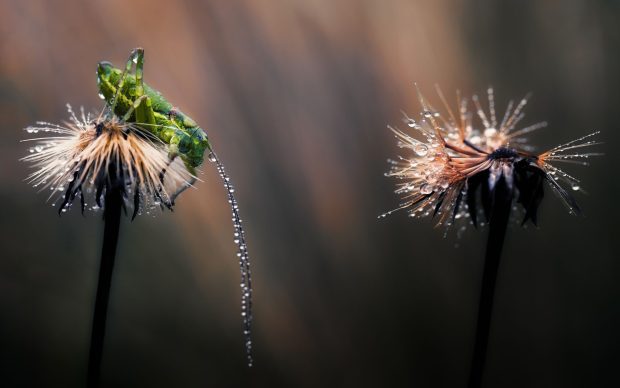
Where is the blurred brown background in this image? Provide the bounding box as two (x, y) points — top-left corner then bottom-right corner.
(0, 0), (619, 387)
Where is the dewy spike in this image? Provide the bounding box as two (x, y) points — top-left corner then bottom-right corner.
(209, 151), (254, 367)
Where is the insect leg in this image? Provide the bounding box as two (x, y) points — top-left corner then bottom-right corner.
(133, 48), (145, 97)
(123, 95), (157, 127)
(111, 48), (144, 112)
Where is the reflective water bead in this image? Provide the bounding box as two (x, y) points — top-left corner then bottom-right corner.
(420, 183), (433, 195)
(484, 128), (497, 138)
(414, 144), (429, 157)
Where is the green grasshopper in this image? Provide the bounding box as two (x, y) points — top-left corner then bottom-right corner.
(96, 47), (209, 203)
(96, 48), (253, 366)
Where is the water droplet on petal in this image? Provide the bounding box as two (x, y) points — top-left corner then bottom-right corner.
(420, 183), (433, 195)
(484, 128), (497, 137)
(414, 144), (428, 156)
(438, 178), (450, 189)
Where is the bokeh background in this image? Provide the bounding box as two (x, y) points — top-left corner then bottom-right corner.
(1, 0), (619, 387)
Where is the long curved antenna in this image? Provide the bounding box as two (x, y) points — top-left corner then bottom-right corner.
(209, 150), (254, 367)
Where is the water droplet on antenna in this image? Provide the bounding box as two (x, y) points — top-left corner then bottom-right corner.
(210, 151), (253, 367)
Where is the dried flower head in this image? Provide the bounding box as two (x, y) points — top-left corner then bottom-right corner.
(22, 105), (194, 218)
(382, 86), (601, 228)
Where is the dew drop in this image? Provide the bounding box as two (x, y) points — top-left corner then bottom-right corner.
(438, 178), (450, 189)
(414, 144), (429, 157)
(571, 185), (580, 191)
(484, 128), (497, 137)
(420, 183), (433, 195)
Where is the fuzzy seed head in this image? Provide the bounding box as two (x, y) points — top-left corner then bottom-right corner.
(382, 86), (601, 228)
(22, 105), (195, 216)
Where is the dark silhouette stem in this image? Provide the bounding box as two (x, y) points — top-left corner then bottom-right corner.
(468, 179), (512, 388)
(87, 187), (122, 388)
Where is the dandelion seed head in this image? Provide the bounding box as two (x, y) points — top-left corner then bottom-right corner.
(22, 105), (195, 216)
(383, 87), (600, 228)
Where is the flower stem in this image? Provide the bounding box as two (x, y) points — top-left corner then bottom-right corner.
(87, 187), (122, 388)
(468, 178), (512, 388)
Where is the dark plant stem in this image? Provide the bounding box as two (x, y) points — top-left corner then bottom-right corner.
(468, 179), (512, 388)
(87, 187), (122, 388)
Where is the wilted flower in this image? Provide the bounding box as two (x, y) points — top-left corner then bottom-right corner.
(22, 105), (194, 218)
(382, 86), (600, 227)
